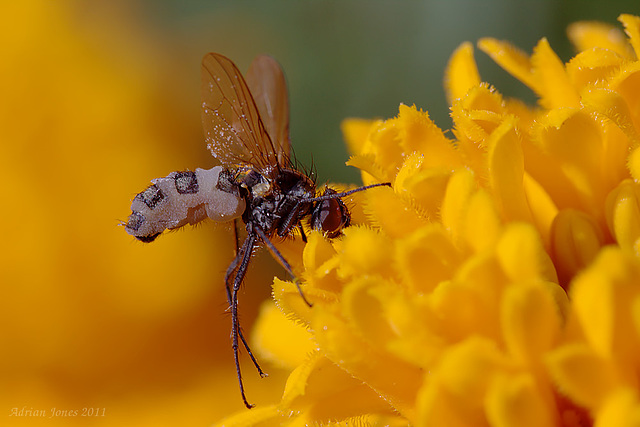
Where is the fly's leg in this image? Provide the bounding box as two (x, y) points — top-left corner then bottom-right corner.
(229, 228), (258, 409)
(253, 225), (312, 307)
(224, 234), (266, 378)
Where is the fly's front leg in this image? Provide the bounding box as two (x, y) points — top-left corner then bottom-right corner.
(253, 225), (312, 307)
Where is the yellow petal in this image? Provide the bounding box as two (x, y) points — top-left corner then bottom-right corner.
(395, 225), (463, 294)
(364, 116), (406, 177)
(608, 62), (640, 140)
(396, 104), (462, 168)
(212, 404), (282, 427)
(620, 13), (640, 60)
(501, 282), (561, 363)
(346, 153), (389, 185)
(451, 106), (490, 146)
(463, 189), (502, 253)
(281, 353), (395, 424)
(566, 47), (626, 91)
(605, 180), (640, 251)
(341, 277), (396, 347)
(550, 209), (604, 286)
(385, 293), (443, 368)
(571, 246), (640, 362)
(274, 235), (307, 276)
(452, 84), (506, 147)
(486, 374), (555, 427)
(363, 186), (427, 238)
(542, 280), (571, 324)
(567, 20), (633, 58)
(460, 84), (506, 116)
(571, 254), (617, 359)
(632, 297), (640, 346)
(582, 85), (640, 146)
(302, 231), (336, 273)
(341, 277), (444, 368)
(445, 42), (481, 105)
(281, 351), (319, 406)
(496, 223), (558, 284)
(596, 388), (640, 427)
(341, 118), (377, 155)
(395, 153), (453, 220)
(345, 116), (405, 184)
(487, 117), (532, 223)
(533, 108), (608, 212)
(312, 310), (423, 419)
(301, 231), (342, 293)
(252, 301), (316, 370)
(437, 336), (513, 406)
(531, 38), (581, 109)
(504, 97), (537, 128)
(599, 118), (632, 186)
(546, 343), (617, 408)
(433, 280), (501, 343)
(272, 278), (338, 326)
(417, 372), (485, 427)
(440, 168), (502, 254)
(629, 147), (640, 182)
(337, 226), (397, 279)
(433, 256), (505, 343)
(523, 172), (559, 248)
(441, 168), (478, 245)
(478, 38), (537, 93)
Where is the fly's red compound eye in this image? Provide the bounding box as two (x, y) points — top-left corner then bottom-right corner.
(310, 189), (351, 238)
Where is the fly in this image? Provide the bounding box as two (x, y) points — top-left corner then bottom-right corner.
(125, 53), (390, 408)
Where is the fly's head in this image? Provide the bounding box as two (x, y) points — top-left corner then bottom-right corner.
(310, 188), (351, 238)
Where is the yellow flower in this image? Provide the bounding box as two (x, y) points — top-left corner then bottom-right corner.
(218, 14), (640, 426)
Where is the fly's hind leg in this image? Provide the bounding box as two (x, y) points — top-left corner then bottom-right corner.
(229, 229), (259, 409)
(224, 220), (266, 379)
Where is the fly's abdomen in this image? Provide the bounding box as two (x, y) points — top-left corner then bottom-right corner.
(125, 166), (245, 242)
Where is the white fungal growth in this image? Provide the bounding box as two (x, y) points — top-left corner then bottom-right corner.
(125, 166), (245, 241)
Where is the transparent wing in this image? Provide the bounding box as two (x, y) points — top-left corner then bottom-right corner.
(201, 53), (284, 170)
(245, 55), (291, 167)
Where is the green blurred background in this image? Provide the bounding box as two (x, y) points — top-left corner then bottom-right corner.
(122, 0), (640, 183)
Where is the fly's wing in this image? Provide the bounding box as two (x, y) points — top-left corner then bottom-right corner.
(245, 55), (291, 168)
(201, 53), (281, 170)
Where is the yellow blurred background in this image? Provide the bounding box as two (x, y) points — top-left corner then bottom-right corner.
(1, 1), (286, 425)
(1, 1), (638, 426)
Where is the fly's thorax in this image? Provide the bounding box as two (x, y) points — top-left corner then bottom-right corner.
(233, 168), (318, 238)
(125, 166), (245, 242)
(272, 169), (316, 237)
(273, 169), (316, 199)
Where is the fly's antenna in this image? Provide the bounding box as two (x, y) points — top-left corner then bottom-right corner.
(306, 182), (391, 203)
